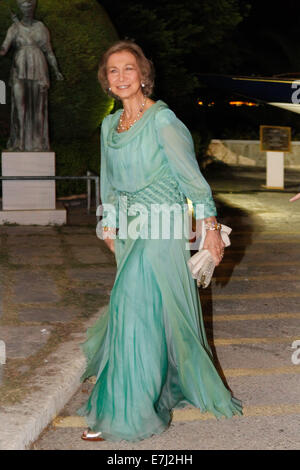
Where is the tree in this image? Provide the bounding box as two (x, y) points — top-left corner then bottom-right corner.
(0, 0), (118, 189)
(98, 0), (250, 124)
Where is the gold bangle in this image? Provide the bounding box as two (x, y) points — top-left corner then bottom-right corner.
(205, 222), (221, 231)
(102, 226), (116, 233)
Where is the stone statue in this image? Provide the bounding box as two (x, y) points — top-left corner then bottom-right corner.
(0, 0), (64, 152)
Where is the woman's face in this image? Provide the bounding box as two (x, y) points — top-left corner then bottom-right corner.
(17, 0), (37, 16)
(106, 50), (143, 100)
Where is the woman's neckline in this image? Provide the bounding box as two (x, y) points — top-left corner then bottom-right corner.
(107, 100), (168, 148)
(116, 100), (158, 134)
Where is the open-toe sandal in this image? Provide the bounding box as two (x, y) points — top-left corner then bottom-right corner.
(81, 428), (105, 441)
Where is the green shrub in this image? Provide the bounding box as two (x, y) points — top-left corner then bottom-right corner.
(0, 0), (118, 195)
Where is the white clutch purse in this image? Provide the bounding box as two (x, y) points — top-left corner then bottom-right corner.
(187, 223), (232, 288)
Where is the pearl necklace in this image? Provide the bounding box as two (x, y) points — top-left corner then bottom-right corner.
(118, 97), (147, 132)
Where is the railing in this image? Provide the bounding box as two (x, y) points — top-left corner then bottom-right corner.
(0, 171), (100, 220)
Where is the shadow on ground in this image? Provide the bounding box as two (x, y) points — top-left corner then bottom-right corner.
(199, 195), (255, 392)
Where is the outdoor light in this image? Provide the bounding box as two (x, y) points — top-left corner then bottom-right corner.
(197, 101), (215, 106)
(229, 101), (259, 107)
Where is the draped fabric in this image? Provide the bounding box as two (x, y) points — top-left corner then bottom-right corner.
(1, 21), (52, 151)
(2, 22), (51, 87)
(77, 101), (242, 441)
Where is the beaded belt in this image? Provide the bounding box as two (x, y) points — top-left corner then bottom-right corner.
(117, 173), (187, 214)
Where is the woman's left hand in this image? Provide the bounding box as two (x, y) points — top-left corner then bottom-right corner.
(203, 230), (225, 266)
(290, 192), (300, 202)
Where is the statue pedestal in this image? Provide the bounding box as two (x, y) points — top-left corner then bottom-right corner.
(0, 152), (67, 225)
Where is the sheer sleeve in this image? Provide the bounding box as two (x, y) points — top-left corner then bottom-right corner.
(99, 117), (119, 230)
(155, 108), (217, 219)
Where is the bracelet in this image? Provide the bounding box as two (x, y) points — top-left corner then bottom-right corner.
(102, 226), (117, 234)
(204, 221), (221, 231)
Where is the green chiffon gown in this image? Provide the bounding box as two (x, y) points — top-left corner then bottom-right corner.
(77, 100), (243, 441)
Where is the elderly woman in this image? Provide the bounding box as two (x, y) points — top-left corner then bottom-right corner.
(78, 40), (242, 442)
(0, 0), (63, 151)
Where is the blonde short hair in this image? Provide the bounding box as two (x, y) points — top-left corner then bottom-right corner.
(98, 40), (155, 98)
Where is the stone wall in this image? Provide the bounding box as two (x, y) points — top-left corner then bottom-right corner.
(207, 140), (300, 168)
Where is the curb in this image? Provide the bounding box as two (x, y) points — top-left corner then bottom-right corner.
(0, 307), (105, 450)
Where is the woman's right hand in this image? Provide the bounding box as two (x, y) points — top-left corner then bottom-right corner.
(104, 237), (115, 254)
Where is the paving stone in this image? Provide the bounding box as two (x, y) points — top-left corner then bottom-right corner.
(31, 414), (300, 450)
(69, 246), (114, 264)
(60, 227), (94, 234)
(7, 236), (61, 247)
(0, 366), (4, 386)
(17, 365), (31, 374)
(0, 340), (5, 364)
(210, 279), (300, 296)
(62, 235), (100, 246)
(228, 249), (300, 263)
(8, 245), (64, 266)
(229, 243), (300, 254)
(0, 269), (5, 320)
(12, 271), (61, 304)
(18, 307), (79, 323)
(216, 263), (300, 277)
(231, 233), (300, 241)
(10, 257), (63, 266)
(9, 256), (64, 266)
(213, 342), (296, 370)
(0, 326), (53, 359)
(227, 374), (300, 407)
(201, 296), (300, 315)
(0, 227), (57, 236)
(0, 285), (3, 320)
(66, 267), (116, 283)
(75, 286), (111, 296)
(210, 318), (300, 339)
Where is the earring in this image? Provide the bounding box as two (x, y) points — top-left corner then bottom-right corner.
(108, 87), (112, 92)
(141, 83), (145, 88)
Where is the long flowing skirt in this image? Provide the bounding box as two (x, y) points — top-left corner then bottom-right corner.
(77, 209), (242, 441)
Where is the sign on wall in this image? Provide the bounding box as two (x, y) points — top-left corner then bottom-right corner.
(260, 125), (291, 153)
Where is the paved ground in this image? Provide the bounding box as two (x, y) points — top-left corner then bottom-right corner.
(1, 166), (300, 450)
